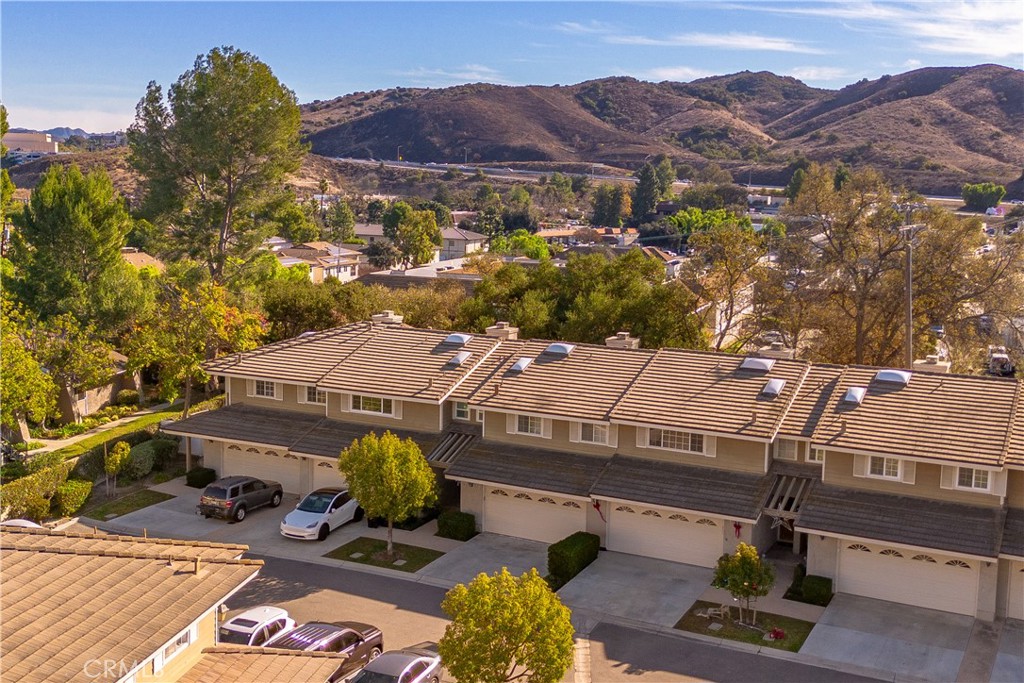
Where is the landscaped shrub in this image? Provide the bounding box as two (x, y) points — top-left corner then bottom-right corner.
(53, 479), (93, 517)
(0, 460), (72, 520)
(22, 493), (52, 522)
(148, 439), (179, 470)
(120, 442), (157, 481)
(784, 563), (807, 601)
(436, 510), (477, 541)
(801, 575), (833, 606)
(548, 531), (600, 587)
(186, 466), (217, 489)
(115, 389), (140, 406)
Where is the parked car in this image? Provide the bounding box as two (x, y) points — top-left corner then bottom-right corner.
(197, 475), (283, 522)
(348, 643), (442, 683)
(219, 605), (295, 646)
(0, 519), (43, 529)
(280, 487), (362, 541)
(265, 621), (383, 681)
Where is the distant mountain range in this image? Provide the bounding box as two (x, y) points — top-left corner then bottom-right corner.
(302, 64), (1024, 195)
(10, 127), (93, 140)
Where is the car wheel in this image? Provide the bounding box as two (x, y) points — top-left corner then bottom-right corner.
(369, 646), (381, 660)
(429, 677), (439, 683)
(233, 505), (247, 522)
(270, 491), (282, 508)
(353, 506), (364, 522)
(317, 524), (330, 541)
(202, 513), (211, 519)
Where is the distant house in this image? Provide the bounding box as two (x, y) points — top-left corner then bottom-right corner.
(57, 350), (141, 424)
(276, 241), (361, 283)
(353, 224), (441, 265)
(2, 131), (59, 162)
(121, 246), (165, 272)
(440, 226), (487, 260)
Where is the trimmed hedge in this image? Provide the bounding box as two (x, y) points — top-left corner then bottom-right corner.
(186, 466), (217, 489)
(115, 389), (140, 406)
(0, 461), (73, 520)
(548, 531), (600, 587)
(53, 479), (93, 517)
(436, 510), (477, 541)
(148, 439), (179, 470)
(121, 442), (157, 481)
(75, 432), (154, 481)
(801, 575), (833, 606)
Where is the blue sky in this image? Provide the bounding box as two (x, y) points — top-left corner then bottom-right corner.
(3, 1), (1022, 132)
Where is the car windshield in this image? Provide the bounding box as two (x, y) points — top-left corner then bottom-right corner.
(203, 487), (229, 499)
(349, 671), (398, 683)
(297, 491), (335, 513)
(219, 628), (253, 645)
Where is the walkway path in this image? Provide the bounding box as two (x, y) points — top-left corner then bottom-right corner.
(28, 401), (179, 454)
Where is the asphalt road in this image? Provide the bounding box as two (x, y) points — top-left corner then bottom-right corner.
(230, 555), (878, 683)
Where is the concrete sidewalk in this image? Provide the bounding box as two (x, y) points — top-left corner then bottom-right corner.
(29, 401), (178, 454)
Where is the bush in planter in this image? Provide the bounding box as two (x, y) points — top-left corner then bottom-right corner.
(548, 531), (600, 587)
(53, 479), (93, 516)
(801, 575), (833, 606)
(186, 466), (217, 488)
(120, 442), (157, 481)
(437, 510), (477, 541)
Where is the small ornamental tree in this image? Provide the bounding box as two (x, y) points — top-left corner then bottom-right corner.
(712, 542), (775, 625)
(337, 431), (436, 557)
(104, 441), (130, 497)
(439, 568), (574, 683)
(961, 182), (1006, 211)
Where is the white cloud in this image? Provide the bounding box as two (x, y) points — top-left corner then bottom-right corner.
(554, 20), (616, 35)
(904, 59), (923, 68)
(641, 66), (716, 82)
(788, 66), (857, 82)
(607, 32), (826, 54)
(395, 64), (513, 87)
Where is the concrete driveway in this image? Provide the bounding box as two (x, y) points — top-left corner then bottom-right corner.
(992, 619), (1024, 683)
(558, 552), (713, 628)
(416, 532), (549, 586)
(800, 594), (974, 682)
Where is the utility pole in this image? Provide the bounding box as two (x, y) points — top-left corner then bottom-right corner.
(904, 226), (914, 369)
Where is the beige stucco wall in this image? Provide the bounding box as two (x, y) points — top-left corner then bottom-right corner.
(977, 560), (999, 621)
(459, 480), (484, 529)
(806, 535), (839, 580)
(203, 441), (224, 474)
(1006, 469), (1024, 509)
(617, 432), (767, 474)
(326, 394), (442, 432)
(480, 411), (617, 458)
(227, 378), (327, 416)
(823, 451), (1004, 507)
(141, 610), (217, 682)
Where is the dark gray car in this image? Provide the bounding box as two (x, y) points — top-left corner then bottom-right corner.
(197, 475), (283, 522)
(348, 643), (442, 683)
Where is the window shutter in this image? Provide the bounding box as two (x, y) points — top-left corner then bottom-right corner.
(992, 470), (1008, 497)
(297, 386), (307, 404)
(246, 379), (255, 397)
(274, 383), (283, 400)
(506, 413), (516, 434)
(901, 460), (916, 485)
(853, 454), (867, 478)
(393, 400), (403, 419)
(608, 425), (619, 448)
(704, 435), (717, 458)
(569, 422), (581, 443)
(636, 427), (649, 448)
(542, 419), (552, 439)
(940, 465), (955, 489)
(338, 393), (351, 412)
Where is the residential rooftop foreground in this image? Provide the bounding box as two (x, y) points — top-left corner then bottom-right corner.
(167, 316), (1024, 623)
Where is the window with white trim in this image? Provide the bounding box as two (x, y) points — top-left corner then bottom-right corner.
(154, 625), (195, 672)
(580, 422), (609, 445)
(351, 394), (393, 415)
(807, 447), (825, 463)
(453, 401), (470, 421)
(775, 439), (797, 461)
(254, 380), (276, 399)
(649, 428), (703, 453)
(956, 467), (990, 491)
(516, 415), (543, 436)
(305, 386), (327, 404)
(868, 456), (900, 479)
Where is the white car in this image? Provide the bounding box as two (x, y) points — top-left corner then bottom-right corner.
(0, 519), (43, 529)
(219, 606), (296, 647)
(280, 487), (363, 541)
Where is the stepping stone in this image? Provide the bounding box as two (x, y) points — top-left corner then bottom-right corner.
(392, 559), (407, 566)
(708, 622), (723, 632)
(349, 552), (364, 559)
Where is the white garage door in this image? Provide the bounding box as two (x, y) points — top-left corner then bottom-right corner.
(838, 542), (979, 616)
(222, 445), (301, 494)
(1008, 563), (1024, 621)
(312, 459), (347, 491)
(605, 503), (723, 567)
(484, 488), (586, 543)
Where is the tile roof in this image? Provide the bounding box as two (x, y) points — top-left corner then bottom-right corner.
(1004, 383), (1024, 467)
(1, 528), (261, 683)
(180, 646), (347, 683)
(289, 417), (438, 458)
(811, 367), (1021, 466)
(796, 485), (1006, 558)
(441, 226), (487, 240)
(445, 442), (609, 497)
(590, 455), (772, 521)
(1002, 508), (1024, 559)
(425, 424), (481, 466)
(611, 349), (811, 439)
(776, 364), (844, 439)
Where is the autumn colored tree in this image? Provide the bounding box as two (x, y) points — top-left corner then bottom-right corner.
(711, 542), (775, 625)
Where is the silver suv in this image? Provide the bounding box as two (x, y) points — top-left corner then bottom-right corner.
(197, 475), (283, 522)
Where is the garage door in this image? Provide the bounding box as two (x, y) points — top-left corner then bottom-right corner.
(484, 488), (586, 543)
(222, 445), (301, 494)
(1009, 563), (1024, 620)
(605, 503), (723, 567)
(312, 459), (347, 491)
(838, 542), (979, 616)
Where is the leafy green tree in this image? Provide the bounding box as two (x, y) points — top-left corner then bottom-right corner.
(711, 542), (775, 625)
(695, 163), (733, 185)
(439, 567), (574, 683)
(261, 278), (340, 342)
(31, 314), (115, 424)
(667, 207), (751, 239)
(325, 199), (357, 243)
(490, 229), (551, 259)
(592, 183), (630, 226)
(0, 105), (15, 226)
(785, 168), (806, 201)
(473, 183), (500, 210)
(0, 301), (58, 436)
(128, 46), (306, 286)
(961, 182), (1006, 211)
(833, 163), (852, 191)
(418, 200), (454, 228)
(366, 239), (403, 270)
(655, 156), (676, 199)
(475, 205), (505, 236)
(104, 441), (131, 497)
(337, 431), (437, 556)
(382, 202), (441, 267)
(366, 198), (389, 223)
(501, 185), (539, 232)
(632, 163), (660, 220)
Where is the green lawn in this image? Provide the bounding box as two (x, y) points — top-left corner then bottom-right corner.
(81, 490), (175, 520)
(673, 600), (814, 652)
(324, 537), (444, 573)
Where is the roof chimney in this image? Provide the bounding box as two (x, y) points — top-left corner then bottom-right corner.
(371, 310), (404, 325)
(605, 331), (640, 350)
(756, 343), (796, 360)
(912, 355), (952, 374)
(485, 321), (519, 340)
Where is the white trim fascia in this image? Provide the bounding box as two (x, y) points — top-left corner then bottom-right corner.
(438, 342), (503, 403)
(594, 494), (759, 524)
(796, 527), (995, 562)
(998, 552), (1024, 561)
(445, 476), (591, 502)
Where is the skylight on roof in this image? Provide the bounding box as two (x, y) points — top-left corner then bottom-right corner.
(841, 386), (866, 405)
(873, 369), (912, 386)
(447, 350), (472, 367)
(761, 378), (786, 397)
(740, 357), (776, 372)
(543, 342), (576, 357)
(509, 357), (533, 373)
(444, 333), (473, 346)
